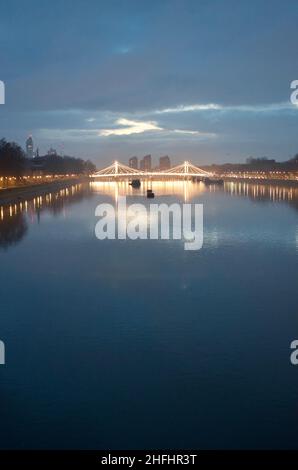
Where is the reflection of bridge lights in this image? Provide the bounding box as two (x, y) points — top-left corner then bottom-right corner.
(91, 180), (206, 201)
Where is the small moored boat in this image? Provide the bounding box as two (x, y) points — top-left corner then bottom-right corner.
(147, 189), (155, 198)
(129, 179), (141, 188)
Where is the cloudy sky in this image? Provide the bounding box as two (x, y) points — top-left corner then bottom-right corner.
(0, 0), (298, 166)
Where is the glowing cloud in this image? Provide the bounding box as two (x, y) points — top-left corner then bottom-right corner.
(173, 129), (215, 137)
(99, 118), (163, 136)
(155, 102), (298, 114)
(98, 118), (216, 138)
(156, 103), (222, 114)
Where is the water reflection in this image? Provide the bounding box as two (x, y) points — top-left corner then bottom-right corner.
(223, 181), (298, 212)
(1, 180), (298, 250)
(0, 183), (92, 248)
(91, 179), (298, 207)
(223, 181), (298, 203)
(1, 179), (297, 450)
(91, 180), (206, 202)
(0, 212), (28, 249)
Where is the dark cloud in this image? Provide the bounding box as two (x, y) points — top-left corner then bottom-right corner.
(0, 0), (298, 163)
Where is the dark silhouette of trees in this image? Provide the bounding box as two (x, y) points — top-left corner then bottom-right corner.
(0, 138), (97, 176)
(245, 156), (276, 166)
(40, 155), (97, 175)
(204, 153), (298, 173)
(83, 160), (97, 174)
(0, 139), (26, 177)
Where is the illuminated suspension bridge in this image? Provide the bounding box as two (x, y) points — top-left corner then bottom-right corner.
(93, 161), (213, 180)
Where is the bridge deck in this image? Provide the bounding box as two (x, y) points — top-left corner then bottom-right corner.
(93, 161), (213, 179)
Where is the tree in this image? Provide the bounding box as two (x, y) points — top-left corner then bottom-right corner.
(43, 154), (96, 175)
(0, 139), (26, 177)
(83, 160), (97, 174)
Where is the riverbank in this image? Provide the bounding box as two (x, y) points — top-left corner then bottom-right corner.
(222, 176), (298, 187)
(0, 176), (88, 206)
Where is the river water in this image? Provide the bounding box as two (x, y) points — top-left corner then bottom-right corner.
(0, 180), (297, 449)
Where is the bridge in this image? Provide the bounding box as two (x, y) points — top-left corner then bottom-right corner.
(93, 161), (213, 180)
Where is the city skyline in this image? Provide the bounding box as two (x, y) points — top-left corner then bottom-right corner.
(1, 0), (298, 166)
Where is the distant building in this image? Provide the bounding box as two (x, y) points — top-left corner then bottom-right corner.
(159, 155), (171, 170)
(129, 156), (138, 169)
(47, 147), (57, 156)
(26, 135), (34, 159)
(30, 156), (46, 174)
(140, 154), (151, 171)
